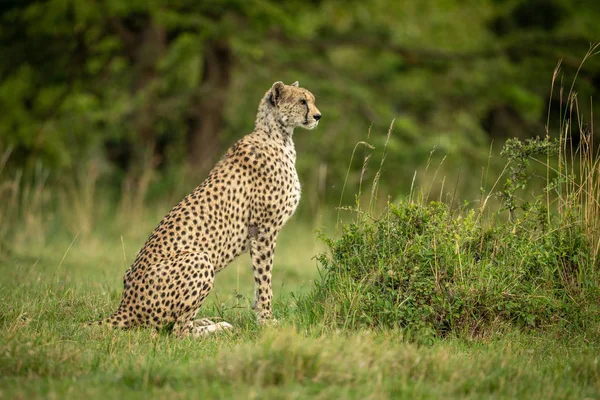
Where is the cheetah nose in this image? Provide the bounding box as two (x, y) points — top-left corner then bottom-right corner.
(314, 114), (322, 121)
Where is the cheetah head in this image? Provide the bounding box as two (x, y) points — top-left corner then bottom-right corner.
(268, 81), (321, 130)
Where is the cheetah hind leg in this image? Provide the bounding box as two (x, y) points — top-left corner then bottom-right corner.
(168, 253), (233, 338)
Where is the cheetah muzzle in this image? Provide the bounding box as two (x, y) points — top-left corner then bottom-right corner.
(97, 81), (321, 338)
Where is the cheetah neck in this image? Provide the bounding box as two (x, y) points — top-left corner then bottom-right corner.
(254, 96), (295, 147)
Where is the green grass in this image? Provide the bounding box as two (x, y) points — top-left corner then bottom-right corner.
(1, 207), (599, 399)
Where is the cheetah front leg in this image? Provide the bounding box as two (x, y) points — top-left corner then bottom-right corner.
(249, 233), (277, 324)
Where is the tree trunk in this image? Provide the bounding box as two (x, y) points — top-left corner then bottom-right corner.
(186, 38), (232, 174)
(108, 14), (166, 217)
(106, 14), (166, 170)
(133, 16), (166, 155)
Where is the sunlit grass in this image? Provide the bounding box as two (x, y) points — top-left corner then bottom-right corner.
(1, 199), (599, 398)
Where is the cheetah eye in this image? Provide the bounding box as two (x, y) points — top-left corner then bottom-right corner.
(299, 99), (307, 105)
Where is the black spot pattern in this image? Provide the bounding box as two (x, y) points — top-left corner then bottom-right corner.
(103, 81), (321, 337)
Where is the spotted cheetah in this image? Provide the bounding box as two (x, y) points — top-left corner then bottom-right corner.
(100, 81), (321, 337)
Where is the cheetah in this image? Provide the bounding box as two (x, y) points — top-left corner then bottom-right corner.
(100, 81), (321, 337)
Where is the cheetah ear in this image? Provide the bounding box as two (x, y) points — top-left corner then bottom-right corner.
(269, 81), (285, 107)
(290, 81), (299, 87)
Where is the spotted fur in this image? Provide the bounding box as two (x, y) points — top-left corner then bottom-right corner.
(100, 81), (321, 337)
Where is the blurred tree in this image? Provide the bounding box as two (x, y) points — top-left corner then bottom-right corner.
(1, 0), (599, 206)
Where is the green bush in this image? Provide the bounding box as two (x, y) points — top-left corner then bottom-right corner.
(296, 137), (600, 338)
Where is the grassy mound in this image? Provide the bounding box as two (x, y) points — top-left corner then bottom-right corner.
(297, 137), (600, 339)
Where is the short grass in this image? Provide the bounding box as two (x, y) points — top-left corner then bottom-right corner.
(1, 206), (599, 400)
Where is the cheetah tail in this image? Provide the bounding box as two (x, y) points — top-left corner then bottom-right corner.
(85, 310), (130, 328)
(84, 317), (111, 327)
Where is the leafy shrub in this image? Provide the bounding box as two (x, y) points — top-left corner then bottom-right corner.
(296, 136), (600, 338)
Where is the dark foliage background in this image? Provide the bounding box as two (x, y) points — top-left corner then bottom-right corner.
(1, 0), (599, 208)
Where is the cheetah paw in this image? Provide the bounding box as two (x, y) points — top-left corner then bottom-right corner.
(193, 318), (216, 327)
(191, 322), (234, 338)
(258, 317), (279, 327)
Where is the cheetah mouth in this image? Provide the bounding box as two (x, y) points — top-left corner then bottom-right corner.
(303, 120), (319, 130)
